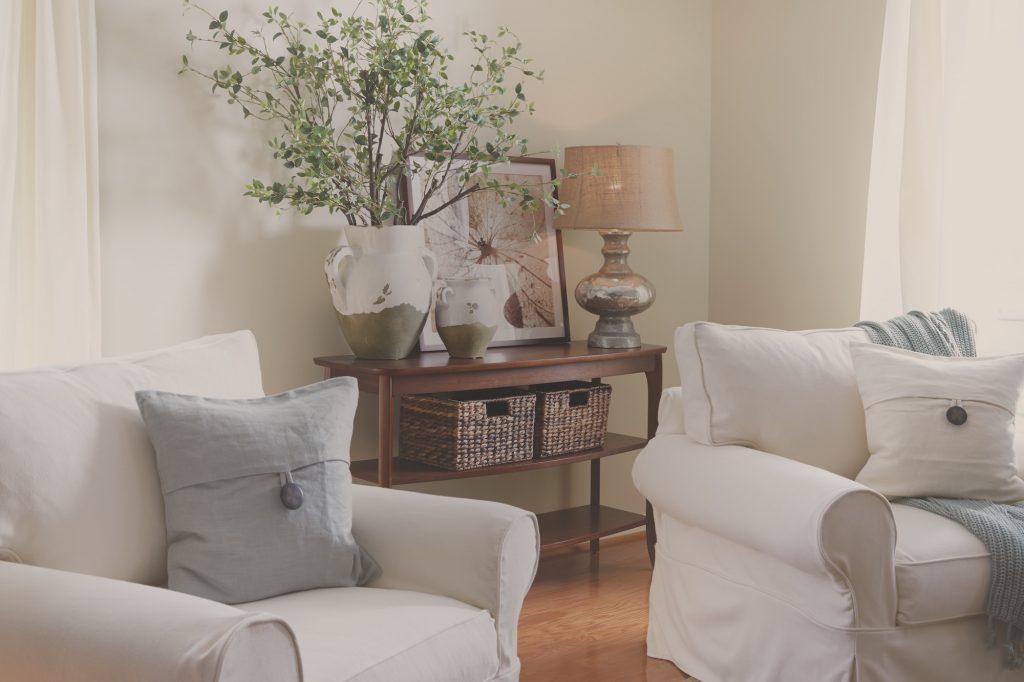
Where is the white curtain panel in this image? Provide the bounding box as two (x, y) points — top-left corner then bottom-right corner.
(0, 0), (100, 370)
(861, 0), (1024, 354)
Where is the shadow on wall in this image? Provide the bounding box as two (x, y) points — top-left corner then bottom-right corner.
(201, 225), (351, 393)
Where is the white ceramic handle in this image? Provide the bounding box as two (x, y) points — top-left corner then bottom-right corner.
(436, 284), (455, 308)
(422, 249), (439, 282)
(326, 245), (355, 284)
(324, 245), (356, 303)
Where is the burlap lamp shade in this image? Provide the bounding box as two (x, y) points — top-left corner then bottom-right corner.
(556, 145), (683, 232)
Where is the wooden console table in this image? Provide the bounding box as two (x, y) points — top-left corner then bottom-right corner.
(315, 341), (665, 557)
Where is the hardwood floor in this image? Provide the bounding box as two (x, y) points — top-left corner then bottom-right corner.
(518, 532), (694, 682)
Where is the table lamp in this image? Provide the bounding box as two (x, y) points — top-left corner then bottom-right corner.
(555, 145), (683, 348)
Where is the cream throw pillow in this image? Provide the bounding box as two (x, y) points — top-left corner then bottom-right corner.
(851, 343), (1024, 502)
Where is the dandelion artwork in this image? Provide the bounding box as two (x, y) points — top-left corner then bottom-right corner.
(408, 157), (570, 350)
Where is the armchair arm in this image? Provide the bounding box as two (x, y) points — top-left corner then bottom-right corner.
(633, 435), (897, 627)
(351, 485), (538, 680)
(0, 562), (301, 682)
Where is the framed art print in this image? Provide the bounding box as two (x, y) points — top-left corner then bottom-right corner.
(406, 157), (570, 351)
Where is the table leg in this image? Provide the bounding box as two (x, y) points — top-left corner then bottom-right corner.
(644, 355), (663, 565)
(589, 458), (601, 554)
(378, 376), (394, 488)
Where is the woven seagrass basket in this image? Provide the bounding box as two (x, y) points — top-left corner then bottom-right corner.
(399, 388), (536, 471)
(531, 381), (611, 457)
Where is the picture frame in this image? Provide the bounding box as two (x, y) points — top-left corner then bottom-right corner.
(405, 156), (571, 351)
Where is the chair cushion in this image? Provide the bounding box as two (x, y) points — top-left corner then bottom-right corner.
(893, 504), (989, 624)
(239, 587), (500, 682)
(0, 332), (265, 585)
(675, 322), (871, 477)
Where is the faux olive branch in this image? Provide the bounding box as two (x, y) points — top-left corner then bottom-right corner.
(181, 0), (573, 226)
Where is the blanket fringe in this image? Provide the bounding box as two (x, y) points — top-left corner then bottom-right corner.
(1009, 622), (1024, 669)
(991, 619), (1024, 669)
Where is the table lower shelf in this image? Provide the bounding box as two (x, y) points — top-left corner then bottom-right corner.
(537, 504), (646, 550)
(351, 432), (647, 485)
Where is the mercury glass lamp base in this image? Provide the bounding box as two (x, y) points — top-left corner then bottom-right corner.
(587, 315), (642, 349)
(574, 230), (655, 350)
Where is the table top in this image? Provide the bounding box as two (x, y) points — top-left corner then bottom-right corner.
(315, 341), (667, 377)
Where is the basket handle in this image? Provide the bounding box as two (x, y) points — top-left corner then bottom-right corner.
(568, 391), (590, 408)
(486, 400), (511, 418)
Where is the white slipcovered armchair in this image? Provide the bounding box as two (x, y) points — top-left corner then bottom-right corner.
(634, 322), (1021, 682)
(0, 332), (538, 682)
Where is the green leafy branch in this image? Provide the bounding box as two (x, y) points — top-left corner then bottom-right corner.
(181, 0), (572, 225)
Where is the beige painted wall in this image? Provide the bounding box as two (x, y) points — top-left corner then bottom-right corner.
(709, 0), (885, 330)
(96, 1), (710, 514)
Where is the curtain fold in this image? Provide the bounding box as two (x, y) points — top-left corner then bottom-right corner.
(1, 0), (100, 370)
(861, 0), (1024, 354)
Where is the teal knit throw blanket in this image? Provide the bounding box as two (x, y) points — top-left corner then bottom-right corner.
(901, 497), (1024, 665)
(857, 308), (1024, 667)
(855, 307), (976, 357)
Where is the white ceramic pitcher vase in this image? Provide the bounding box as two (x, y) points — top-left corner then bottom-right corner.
(434, 277), (500, 358)
(324, 225), (438, 360)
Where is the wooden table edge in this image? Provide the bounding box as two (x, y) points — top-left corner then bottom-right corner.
(314, 343), (668, 377)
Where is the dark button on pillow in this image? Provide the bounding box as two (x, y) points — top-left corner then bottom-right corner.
(946, 404), (968, 426)
(280, 479), (305, 510)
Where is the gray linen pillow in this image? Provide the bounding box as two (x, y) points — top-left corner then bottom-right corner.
(136, 377), (380, 604)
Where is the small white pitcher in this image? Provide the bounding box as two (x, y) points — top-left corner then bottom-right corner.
(434, 278), (499, 358)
